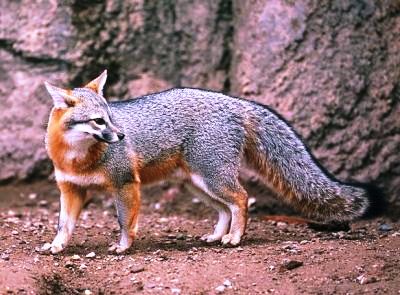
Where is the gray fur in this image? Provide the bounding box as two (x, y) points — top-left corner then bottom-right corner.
(72, 87), (369, 222)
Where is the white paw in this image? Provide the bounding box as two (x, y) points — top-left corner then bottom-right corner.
(41, 242), (64, 254)
(200, 233), (222, 243)
(41, 242), (52, 251)
(221, 234), (241, 246)
(108, 243), (130, 254)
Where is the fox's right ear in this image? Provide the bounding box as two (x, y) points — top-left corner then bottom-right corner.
(44, 82), (79, 109)
(84, 70), (107, 96)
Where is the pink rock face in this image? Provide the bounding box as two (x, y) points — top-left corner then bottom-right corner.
(0, 1), (398, 214)
(231, 1), (400, 214)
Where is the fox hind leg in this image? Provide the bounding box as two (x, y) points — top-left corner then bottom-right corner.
(190, 173), (248, 246)
(108, 182), (141, 254)
(218, 185), (248, 246)
(204, 204), (231, 243)
(42, 183), (87, 254)
(185, 179), (231, 243)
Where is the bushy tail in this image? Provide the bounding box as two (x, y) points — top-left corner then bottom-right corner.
(244, 108), (376, 223)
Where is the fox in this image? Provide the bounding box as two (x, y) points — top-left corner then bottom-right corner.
(42, 70), (375, 254)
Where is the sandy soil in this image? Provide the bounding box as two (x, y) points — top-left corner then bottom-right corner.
(0, 181), (399, 295)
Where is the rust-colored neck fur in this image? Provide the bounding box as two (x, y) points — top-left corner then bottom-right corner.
(47, 108), (106, 174)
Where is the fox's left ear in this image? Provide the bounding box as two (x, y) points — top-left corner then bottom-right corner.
(84, 70), (107, 96)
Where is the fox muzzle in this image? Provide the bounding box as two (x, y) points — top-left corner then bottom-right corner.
(94, 129), (125, 144)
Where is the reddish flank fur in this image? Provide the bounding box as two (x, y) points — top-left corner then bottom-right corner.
(137, 153), (190, 185)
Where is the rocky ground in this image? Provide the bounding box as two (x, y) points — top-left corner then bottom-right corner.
(0, 181), (399, 295)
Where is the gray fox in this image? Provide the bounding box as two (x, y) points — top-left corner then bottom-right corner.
(42, 71), (372, 254)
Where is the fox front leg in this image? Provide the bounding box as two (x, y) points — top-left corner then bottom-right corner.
(42, 183), (87, 254)
(108, 182), (141, 254)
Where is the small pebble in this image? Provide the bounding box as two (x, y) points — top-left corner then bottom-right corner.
(130, 266), (145, 273)
(378, 224), (392, 232)
(248, 197), (256, 208)
(1, 253), (10, 261)
(215, 285), (225, 293)
(159, 217), (168, 223)
(223, 279), (232, 287)
(145, 282), (157, 289)
(71, 254), (81, 260)
(28, 193), (37, 200)
(192, 197), (200, 203)
(276, 222), (287, 228)
(280, 260), (303, 271)
(357, 274), (377, 285)
(79, 263), (88, 270)
(7, 210), (16, 217)
(176, 233), (186, 240)
(39, 200), (48, 207)
(86, 252), (96, 258)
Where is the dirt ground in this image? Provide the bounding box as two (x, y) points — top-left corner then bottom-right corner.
(0, 181), (399, 295)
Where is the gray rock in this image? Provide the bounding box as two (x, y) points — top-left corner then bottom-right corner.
(378, 223), (393, 232)
(215, 285), (226, 293)
(280, 260), (303, 271)
(1, 253), (10, 261)
(231, 1), (400, 216)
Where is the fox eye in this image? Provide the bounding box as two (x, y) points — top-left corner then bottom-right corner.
(93, 118), (106, 125)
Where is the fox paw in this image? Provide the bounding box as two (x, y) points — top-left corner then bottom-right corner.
(200, 233), (222, 243)
(41, 242), (64, 254)
(108, 243), (129, 254)
(221, 234), (241, 246)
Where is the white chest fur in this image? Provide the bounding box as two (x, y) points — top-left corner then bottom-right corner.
(64, 132), (97, 161)
(55, 169), (106, 187)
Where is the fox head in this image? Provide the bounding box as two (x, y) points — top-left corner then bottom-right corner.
(44, 71), (125, 144)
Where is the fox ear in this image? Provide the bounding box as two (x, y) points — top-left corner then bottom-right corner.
(84, 70), (107, 96)
(44, 82), (79, 109)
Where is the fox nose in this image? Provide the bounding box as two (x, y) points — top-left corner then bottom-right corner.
(117, 132), (125, 140)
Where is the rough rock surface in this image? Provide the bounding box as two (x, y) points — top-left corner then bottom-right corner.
(230, 1), (400, 212)
(0, 0), (232, 181)
(0, 1), (399, 214)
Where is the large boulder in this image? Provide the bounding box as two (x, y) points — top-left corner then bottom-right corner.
(0, 0), (232, 181)
(0, 1), (72, 181)
(0, 0), (398, 214)
(231, 0), (400, 214)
